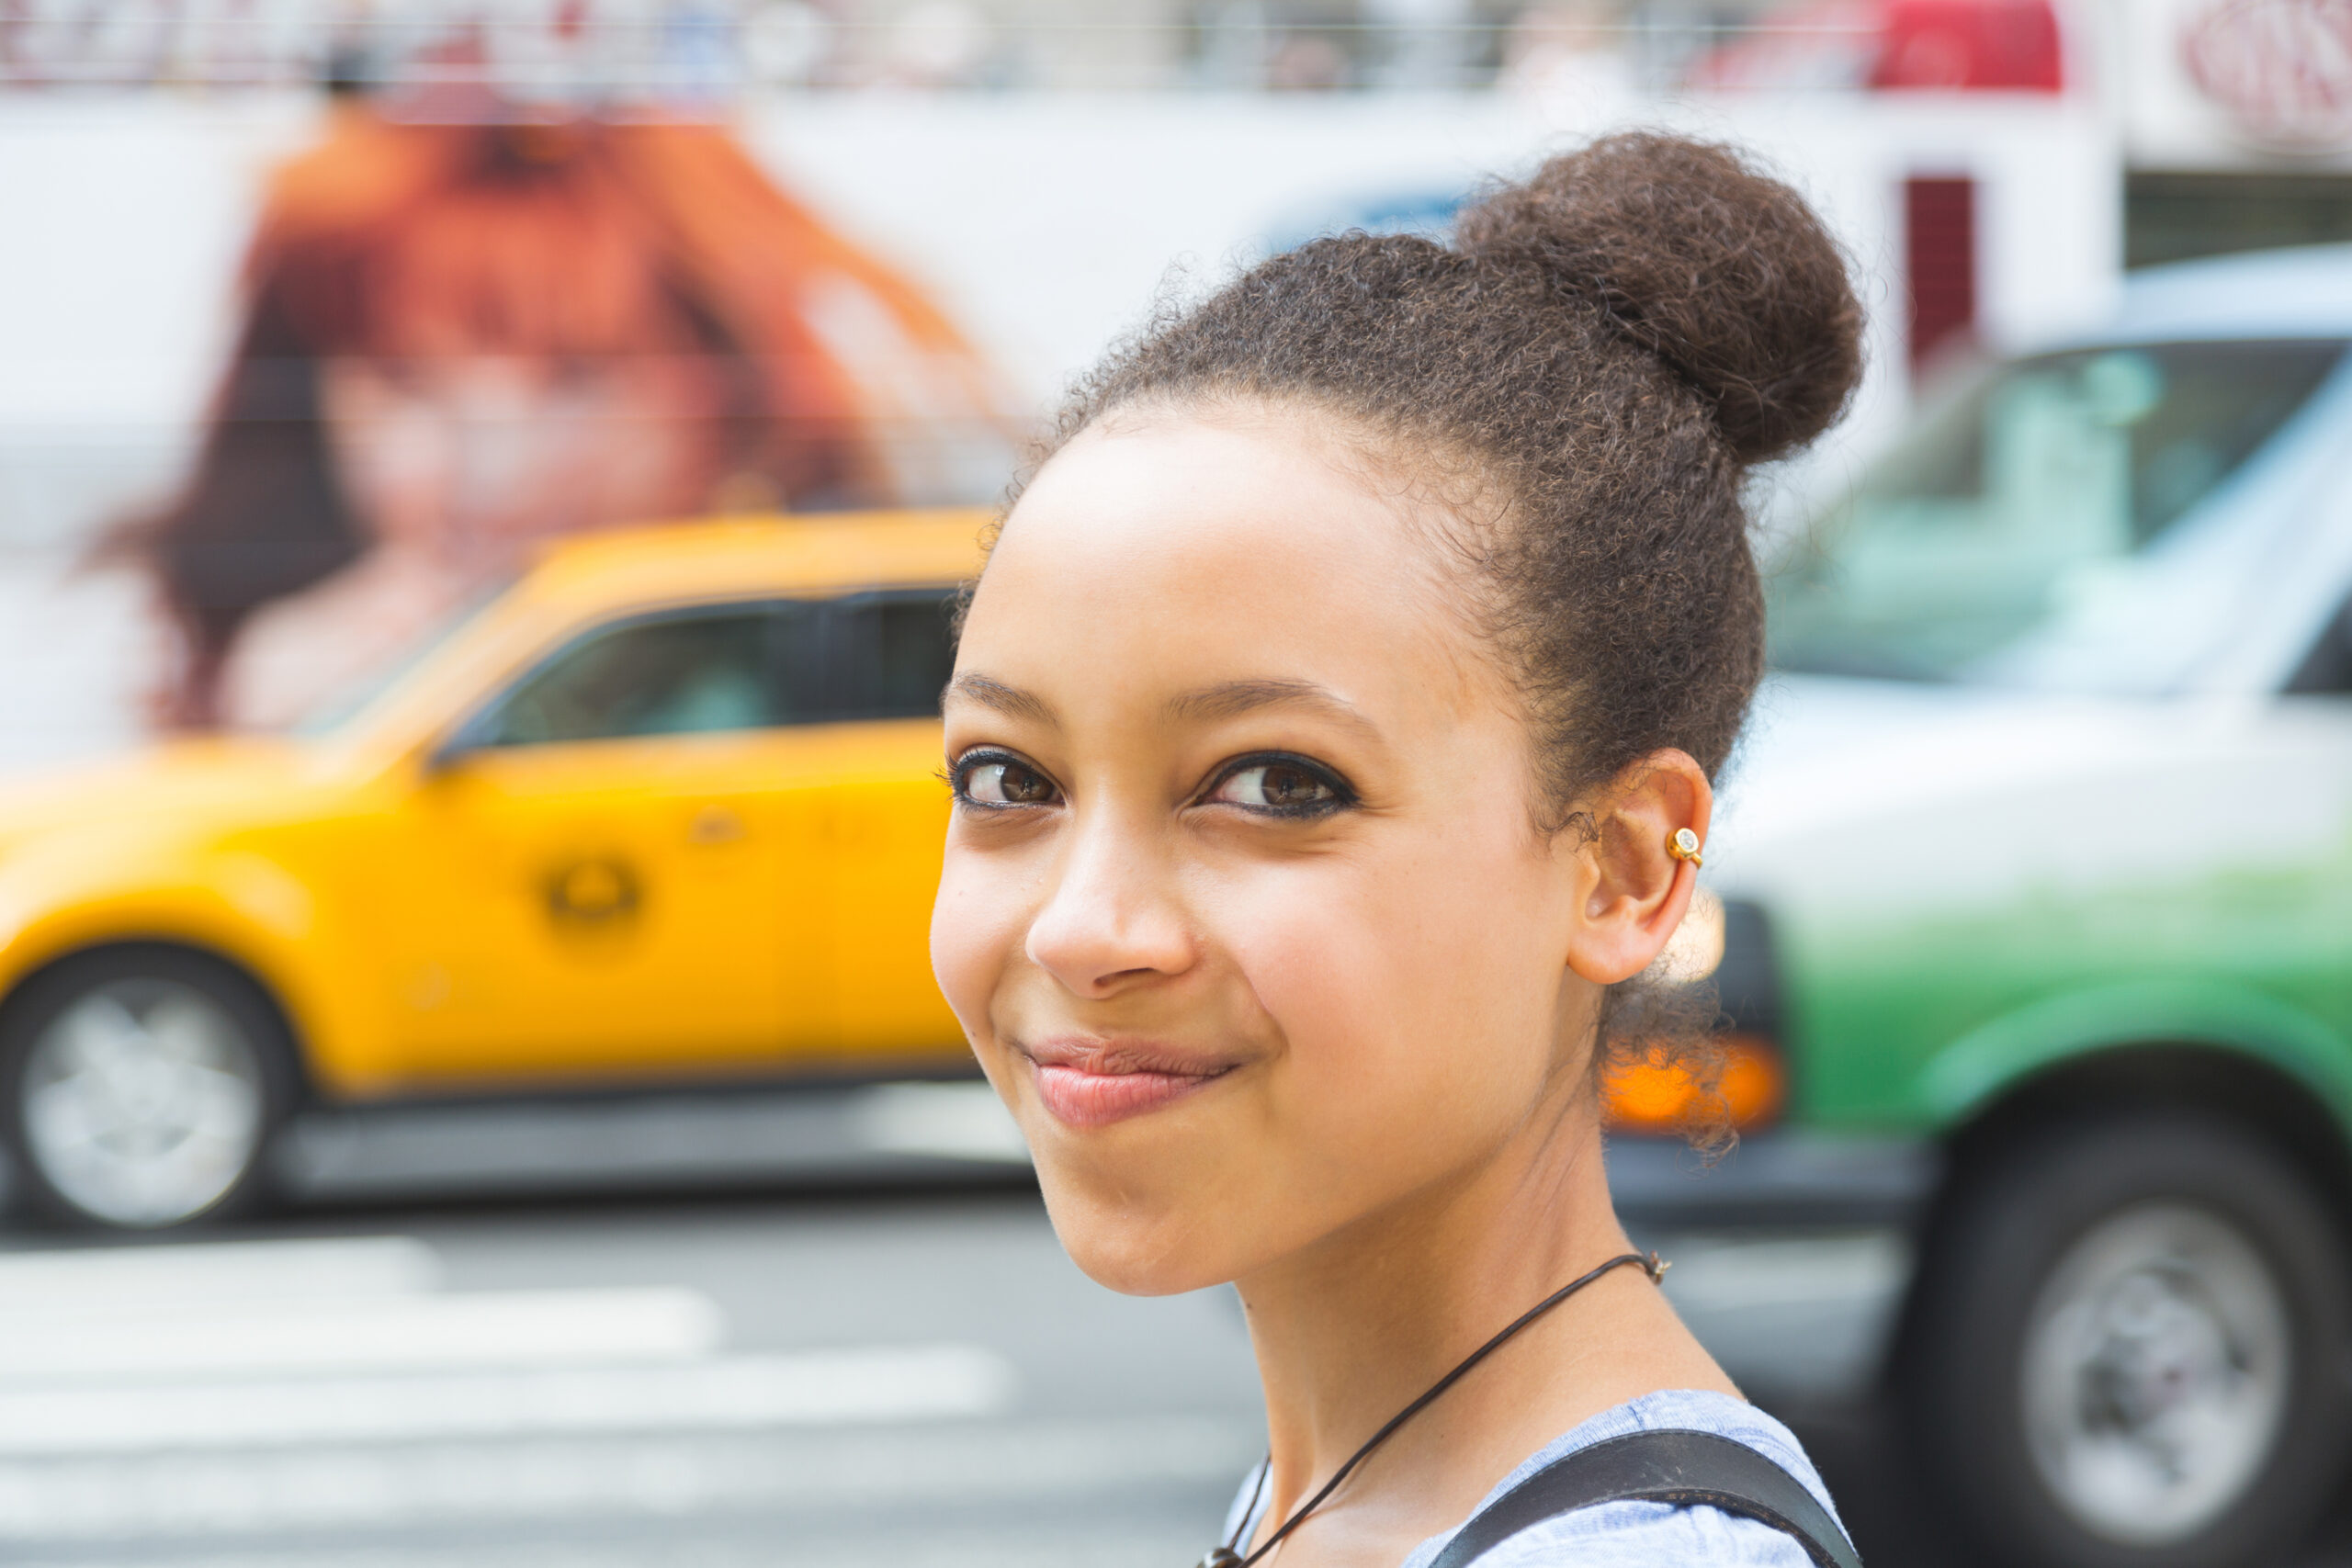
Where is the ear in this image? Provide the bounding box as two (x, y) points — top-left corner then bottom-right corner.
(1562, 749), (1712, 987)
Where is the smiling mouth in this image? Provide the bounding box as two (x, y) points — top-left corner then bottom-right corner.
(1018, 1040), (1235, 1129)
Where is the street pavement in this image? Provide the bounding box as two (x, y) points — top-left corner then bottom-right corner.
(0, 1185), (1267, 1568)
(0, 1089), (2343, 1568)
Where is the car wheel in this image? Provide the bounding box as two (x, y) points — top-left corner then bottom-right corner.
(0, 949), (297, 1229)
(1901, 1112), (2352, 1568)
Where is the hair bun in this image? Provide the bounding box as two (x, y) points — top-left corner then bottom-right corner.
(1455, 132), (1862, 466)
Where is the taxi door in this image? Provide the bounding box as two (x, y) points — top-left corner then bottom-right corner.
(379, 602), (837, 1084)
(807, 592), (967, 1062)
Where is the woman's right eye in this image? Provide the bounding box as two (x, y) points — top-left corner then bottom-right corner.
(955, 753), (1059, 807)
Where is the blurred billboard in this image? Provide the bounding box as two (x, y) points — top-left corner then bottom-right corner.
(0, 0), (2340, 769)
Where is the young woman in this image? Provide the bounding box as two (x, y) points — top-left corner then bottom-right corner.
(933, 133), (1864, 1565)
(129, 101), (1004, 730)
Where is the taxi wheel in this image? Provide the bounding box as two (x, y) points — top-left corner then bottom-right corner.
(1900, 1113), (2352, 1568)
(0, 948), (298, 1230)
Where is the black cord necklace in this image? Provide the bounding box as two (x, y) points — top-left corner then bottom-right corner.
(1198, 1250), (1667, 1568)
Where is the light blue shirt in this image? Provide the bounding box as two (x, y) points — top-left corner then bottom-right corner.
(1220, 1389), (1840, 1566)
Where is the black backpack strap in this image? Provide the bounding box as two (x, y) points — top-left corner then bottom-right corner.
(1424, 1427), (1862, 1568)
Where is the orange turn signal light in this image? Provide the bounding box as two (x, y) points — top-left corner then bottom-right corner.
(1602, 1032), (1786, 1134)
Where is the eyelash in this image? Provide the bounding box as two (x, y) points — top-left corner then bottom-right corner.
(944, 749), (1358, 820)
(947, 748), (1058, 811)
(1197, 751), (1358, 819)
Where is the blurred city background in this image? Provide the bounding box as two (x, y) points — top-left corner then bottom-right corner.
(4, 2), (2352, 1566)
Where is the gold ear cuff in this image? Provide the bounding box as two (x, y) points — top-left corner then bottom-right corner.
(1668, 827), (1703, 868)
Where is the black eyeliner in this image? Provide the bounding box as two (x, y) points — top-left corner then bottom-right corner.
(948, 747), (1057, 809)
(1200, 750), (1359, 818)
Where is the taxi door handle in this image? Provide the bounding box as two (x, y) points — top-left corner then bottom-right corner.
(688, 805), (746, 845)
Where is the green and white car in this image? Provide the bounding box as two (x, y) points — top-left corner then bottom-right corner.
(1614, 244), (2352, 1568)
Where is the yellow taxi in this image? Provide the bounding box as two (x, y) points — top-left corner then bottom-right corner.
(0, 511), (987, 1229)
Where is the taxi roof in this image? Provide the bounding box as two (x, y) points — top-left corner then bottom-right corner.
(513, 508), (994, 614)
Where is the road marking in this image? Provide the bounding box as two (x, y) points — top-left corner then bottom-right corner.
(0, 1287), (722, 1383)
(0, 1235), (438, 1313)
(0, 1343), (1016, 1453)
(0, 1416), (1261, 1541)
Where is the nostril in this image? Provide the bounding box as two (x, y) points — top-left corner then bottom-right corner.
(1025, 912), (1196, 996)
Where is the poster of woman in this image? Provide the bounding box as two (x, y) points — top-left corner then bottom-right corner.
(120, 96), (1008, 730)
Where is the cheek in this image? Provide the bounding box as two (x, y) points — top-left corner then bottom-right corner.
(576, 393), (718, 505)
(1235, 819), (1566, 1150)
(481, 405), (714, 538)
(334, 414), (452, 546)
(596, 369), (726, 504)
(929, 832), (1030, 1055)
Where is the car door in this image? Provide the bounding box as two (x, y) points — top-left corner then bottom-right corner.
(2277, 581), (2352, 1037)
(377, 600), (839, 1085)
(808, 588), (968, 1061)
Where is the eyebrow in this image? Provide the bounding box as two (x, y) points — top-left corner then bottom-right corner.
(944, 673), (1058, 726)
(945, 673), (1375, 735)
(1166, 678), (1375, 732)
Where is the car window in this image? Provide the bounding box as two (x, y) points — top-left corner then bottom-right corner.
(821, 589), (960, 721)
(468, 586), (959, 749)
(2289, 592), (2352, 695)
(1768, 340), (2346, 684)
(478, 606), (791, 746)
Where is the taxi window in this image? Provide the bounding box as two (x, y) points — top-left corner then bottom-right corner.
(478, 606), (792, 746)
(469, 587), (958, 749)
(820, 589), (960, 720)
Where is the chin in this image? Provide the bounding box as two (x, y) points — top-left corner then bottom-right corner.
(1035, 1162), (1245, 1297)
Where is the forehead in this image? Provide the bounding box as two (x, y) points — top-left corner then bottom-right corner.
(974, 411), (1467, 657)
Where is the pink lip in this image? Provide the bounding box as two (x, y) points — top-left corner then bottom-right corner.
(1020, 1037), (1234, 1129)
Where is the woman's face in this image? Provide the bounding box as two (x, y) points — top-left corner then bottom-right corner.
(321, 353), (727, 560)
(934, 409), (1699, 1296)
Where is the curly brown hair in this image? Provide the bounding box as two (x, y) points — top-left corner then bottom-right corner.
(1005, 132), (1863, 1136)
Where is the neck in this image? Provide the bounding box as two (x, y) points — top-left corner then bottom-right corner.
(1234, 1087), (1644, 1547)
(1241, 1081), (1740, 1568)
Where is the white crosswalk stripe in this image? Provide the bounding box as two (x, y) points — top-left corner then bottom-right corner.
(0, 1235), (441, 1309)
(0, 1286), (723, 1382)
(0, 1346), (1016, 1454)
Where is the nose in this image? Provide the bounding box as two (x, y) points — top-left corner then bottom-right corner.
(1024, 809), (1196, 998)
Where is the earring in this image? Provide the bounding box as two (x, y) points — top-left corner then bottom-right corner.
(1668, 827), (1703, 868)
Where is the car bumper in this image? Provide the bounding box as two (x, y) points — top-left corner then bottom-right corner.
(1608, 1129), (1942, 1229)
(1610, 1132), (1944, 1410)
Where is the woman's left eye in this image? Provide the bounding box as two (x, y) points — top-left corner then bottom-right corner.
(1204, 757), (1350, 815)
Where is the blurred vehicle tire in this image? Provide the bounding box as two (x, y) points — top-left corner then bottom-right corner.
(1901, 1113), (2352, 1568)
(0, 947), (296, 1229)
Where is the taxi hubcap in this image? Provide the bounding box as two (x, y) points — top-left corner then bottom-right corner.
(20, 980), (266, 1226)
(2021, 1201), (2290, 1545)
